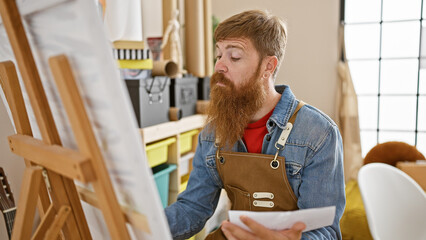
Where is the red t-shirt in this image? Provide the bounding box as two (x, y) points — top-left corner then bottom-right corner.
(243, 109), (274, 153)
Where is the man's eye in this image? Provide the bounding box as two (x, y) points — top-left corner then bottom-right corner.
(231, 57), (240, 62)
(216, 55), (222, 60)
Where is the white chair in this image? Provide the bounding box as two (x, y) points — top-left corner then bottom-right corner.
(358, 163), (426, 240)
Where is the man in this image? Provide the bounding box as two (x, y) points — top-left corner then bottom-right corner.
(165, 10), (345, 240)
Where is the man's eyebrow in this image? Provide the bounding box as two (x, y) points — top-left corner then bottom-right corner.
(225, 44), (244, 50)
(215, 43), (245, 51)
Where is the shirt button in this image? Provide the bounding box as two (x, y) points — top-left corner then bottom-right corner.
(266, 135), (271, 141)
(268, 121), (274, 127)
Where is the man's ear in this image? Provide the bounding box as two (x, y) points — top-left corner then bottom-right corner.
(265, 56), (278, 74)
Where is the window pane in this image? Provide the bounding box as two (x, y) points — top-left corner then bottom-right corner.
(379, 96), (417, 131)
(345, 0), (381, 23)
(378, 131), (415, 145)
(418, 96), (426, 131)
(361, 130), (378, 157)
(358, 96), (378, 129)
(423, 0), (426, 19)
(345, 24), (380, 59)
(420, 69), (426, 94)
(420, 20), (426, 93)
(417, 133), (426, 156)
(348, 60), (379, 94)
(382, 0), (421, 21)
(381, 21), (420, 58)
(420, 21), (426, 68)
(380, 59), (419, 94)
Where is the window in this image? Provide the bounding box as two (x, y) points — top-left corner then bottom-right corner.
(344, 0), (426, 156)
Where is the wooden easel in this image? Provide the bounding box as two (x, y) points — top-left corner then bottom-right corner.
(0, 0), (150, 239)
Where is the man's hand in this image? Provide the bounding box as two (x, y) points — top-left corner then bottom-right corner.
(221, 215), (306, 240)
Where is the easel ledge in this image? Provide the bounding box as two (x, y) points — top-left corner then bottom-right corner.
(0, 0), (152, 239)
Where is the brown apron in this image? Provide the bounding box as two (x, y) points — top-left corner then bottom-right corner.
(205, 101), (305, 240)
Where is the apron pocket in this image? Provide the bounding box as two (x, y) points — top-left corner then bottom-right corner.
(226, 185), (251, 210)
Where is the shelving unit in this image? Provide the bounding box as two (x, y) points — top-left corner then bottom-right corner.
(140, 114), (206, 205)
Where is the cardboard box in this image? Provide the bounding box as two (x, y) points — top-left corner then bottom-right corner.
(396, 161), (426, 191)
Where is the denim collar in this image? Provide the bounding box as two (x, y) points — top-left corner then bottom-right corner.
(267, 85), (299, 132)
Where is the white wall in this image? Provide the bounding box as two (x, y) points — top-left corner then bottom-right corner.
(141, 0), (163, 39)
(212, 0), (340, 120)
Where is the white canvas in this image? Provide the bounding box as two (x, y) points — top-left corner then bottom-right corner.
(0, 0), (172, 239)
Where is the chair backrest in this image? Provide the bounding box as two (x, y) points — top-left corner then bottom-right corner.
(358, 163), (426, 240)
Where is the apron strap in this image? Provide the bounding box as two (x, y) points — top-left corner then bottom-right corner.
(288, 100), (306, 125)
(275, 100), (306, 148)
(270, 100), (307, 169)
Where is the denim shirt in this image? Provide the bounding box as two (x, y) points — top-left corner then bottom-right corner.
(165, 85), (346, 240)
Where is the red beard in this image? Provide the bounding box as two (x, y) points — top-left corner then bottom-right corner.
(206, 66), (266, 149)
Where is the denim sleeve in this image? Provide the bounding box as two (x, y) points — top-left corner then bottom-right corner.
(300, 125), (346, 240)
(165, 134), (222, 240)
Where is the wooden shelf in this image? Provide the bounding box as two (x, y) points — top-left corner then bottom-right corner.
(140, 114), (206, 144)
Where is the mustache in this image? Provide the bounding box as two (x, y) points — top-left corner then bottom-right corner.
(211, 72), (233, 87)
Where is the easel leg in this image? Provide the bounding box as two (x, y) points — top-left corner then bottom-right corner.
(11, 166), (43, 240)
(32, 205), (56, 240)
(44, 205), (71, 240)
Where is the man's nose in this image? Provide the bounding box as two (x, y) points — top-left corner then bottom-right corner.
(214, 58), (228, 73)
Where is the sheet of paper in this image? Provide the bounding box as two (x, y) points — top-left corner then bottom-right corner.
(229, 206), (335, 232)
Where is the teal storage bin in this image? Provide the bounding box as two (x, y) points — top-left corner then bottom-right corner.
(152, 164), (177, 208)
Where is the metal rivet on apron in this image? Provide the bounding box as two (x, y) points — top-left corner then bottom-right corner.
(270, 160), (279, 169)
(219, 156), (225, 164)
